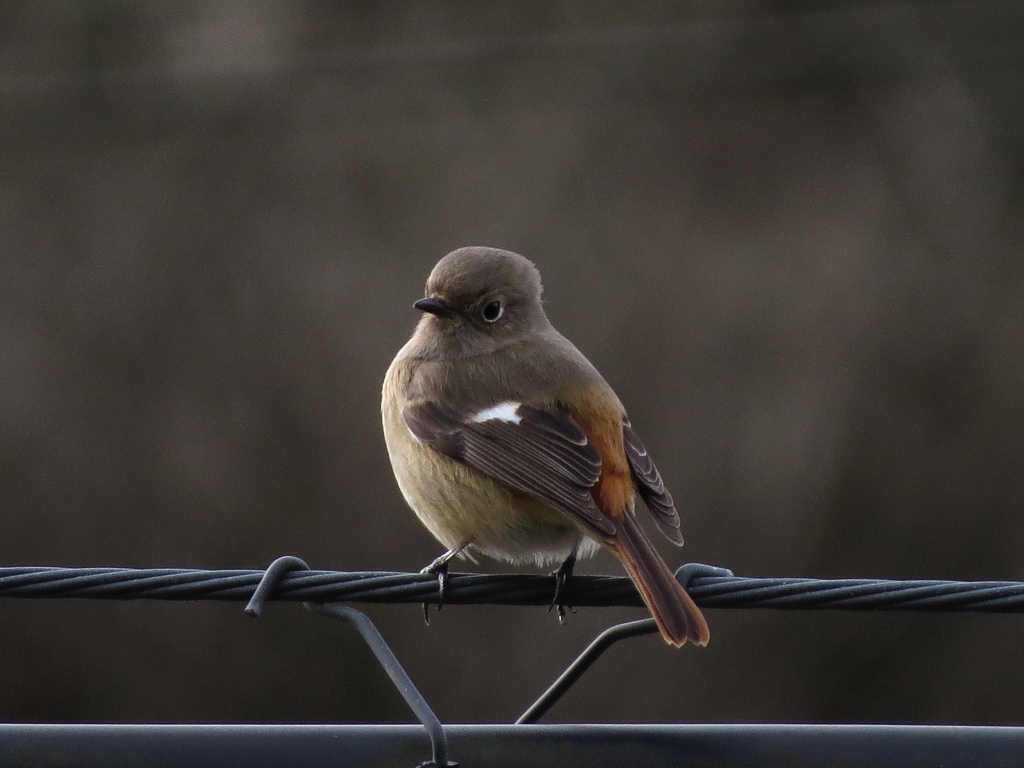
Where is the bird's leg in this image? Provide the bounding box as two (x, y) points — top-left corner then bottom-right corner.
(550, 545), (579, 624)
(420, 544), (467, 622)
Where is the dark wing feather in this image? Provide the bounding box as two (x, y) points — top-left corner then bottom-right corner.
(623, 419), (683, 545)
(404, 401), (615, 539)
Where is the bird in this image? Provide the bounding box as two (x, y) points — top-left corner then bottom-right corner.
(381, 246), (709, 647)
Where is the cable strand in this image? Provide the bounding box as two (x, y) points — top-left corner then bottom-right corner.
(2, 565), (1024, 613)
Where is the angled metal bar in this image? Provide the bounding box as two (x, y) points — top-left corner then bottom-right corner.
(310, 603), (457, 768)
(244, 556), (455, 767)
(518, 563), (734, 724)
(517, 618), (658, 724)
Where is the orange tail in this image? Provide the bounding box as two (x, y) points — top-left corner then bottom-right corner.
(609, 513), (710, 647)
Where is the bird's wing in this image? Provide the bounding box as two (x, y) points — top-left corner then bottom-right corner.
(622, 418), (684, 545)
(403, 399), (616, 539)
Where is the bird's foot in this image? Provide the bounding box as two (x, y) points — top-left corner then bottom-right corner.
(419, 546), (466, 623)
(549, 551), (578, 624)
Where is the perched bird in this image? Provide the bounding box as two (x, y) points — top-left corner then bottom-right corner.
(382, 246), (709, 647)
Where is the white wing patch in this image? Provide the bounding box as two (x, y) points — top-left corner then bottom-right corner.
(471, 401), (523, 425)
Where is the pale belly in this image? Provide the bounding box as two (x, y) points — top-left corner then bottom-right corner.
(382, 398), (599, 567)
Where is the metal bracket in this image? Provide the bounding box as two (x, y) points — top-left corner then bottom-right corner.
(248, 556), (457, 768)
(517, 562), (734, 724)
(245, 555), (310, 617)
(517, 618), (658, 724)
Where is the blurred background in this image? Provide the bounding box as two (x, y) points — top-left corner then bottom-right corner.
(1, 0), (1023, 726)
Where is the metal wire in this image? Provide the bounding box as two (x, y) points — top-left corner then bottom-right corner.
(517, 619), (659, 724)
(311, 602), (458, 768)
(3, 563), (1024, 613)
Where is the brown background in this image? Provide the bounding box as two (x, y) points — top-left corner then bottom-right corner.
(1, 1), (1023, 725)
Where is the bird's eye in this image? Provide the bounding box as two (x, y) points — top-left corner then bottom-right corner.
(482, 301), (503, 323)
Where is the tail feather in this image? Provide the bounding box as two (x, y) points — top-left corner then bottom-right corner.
(610, 513), (710, 647)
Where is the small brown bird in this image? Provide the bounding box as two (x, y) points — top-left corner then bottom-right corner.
(382, 246), (709, 647)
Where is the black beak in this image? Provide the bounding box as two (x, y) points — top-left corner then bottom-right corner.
(413, 297), (448, 316)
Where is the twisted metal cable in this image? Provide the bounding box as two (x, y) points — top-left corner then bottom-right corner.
(2, 564), (1024, 613)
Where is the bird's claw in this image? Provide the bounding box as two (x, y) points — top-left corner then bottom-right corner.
(548, 551), (578, 623)
(421, 550), (459, 623)
(553, 603), (577, 624)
